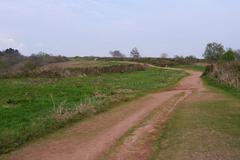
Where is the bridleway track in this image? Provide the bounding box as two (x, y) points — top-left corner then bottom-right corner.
(4, 70), (203, 160)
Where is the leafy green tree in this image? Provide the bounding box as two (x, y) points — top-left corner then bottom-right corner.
(130, 47), (141, 58)
(203, 42), (225, 60)
(220, 49), (236, 61)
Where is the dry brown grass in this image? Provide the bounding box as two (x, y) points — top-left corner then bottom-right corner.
(204, 62), (240, 88)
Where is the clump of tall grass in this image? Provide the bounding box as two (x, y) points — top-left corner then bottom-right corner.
(50, 94), (97, 122)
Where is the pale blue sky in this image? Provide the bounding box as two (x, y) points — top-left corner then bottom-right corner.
(0, 0), (239, 57)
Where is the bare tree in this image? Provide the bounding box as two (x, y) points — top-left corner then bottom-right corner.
(109, 50), (125, 58)
(160, 53), (168, 58)
(235, 50), (240, 60)
(130, 47), (140, 58)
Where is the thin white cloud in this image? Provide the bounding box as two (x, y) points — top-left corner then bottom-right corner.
(0, 37), (25, 50)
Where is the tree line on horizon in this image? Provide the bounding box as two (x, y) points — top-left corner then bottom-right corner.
(109, 47), (200, 61)
(109, 43), (240, 62)
(203, 42), (240, 61)
(1, 42), (240, 66)
(110, 47), (141, 58)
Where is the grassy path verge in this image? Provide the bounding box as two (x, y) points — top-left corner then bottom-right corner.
(203, 76), (240, 98)
(151, 76), (240, 160)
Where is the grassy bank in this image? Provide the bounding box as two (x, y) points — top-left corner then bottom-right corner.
(203, 76), (240, 98)
(203, 62), (240, 89)
(0, 67), (186, 154)
(151, 79), (240, 160)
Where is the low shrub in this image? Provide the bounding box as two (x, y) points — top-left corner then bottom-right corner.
(79, 57), (203, 68)
(0, 49), (69, 76)
(0, 64), (147, 78)
(203, 62), (240, 88)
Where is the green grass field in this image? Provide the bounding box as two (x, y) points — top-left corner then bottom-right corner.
(0, 67), (186, 154)
(173, 64), (206, 71)
(57, 59), (134, 68)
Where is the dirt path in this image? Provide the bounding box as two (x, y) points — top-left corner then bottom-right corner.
(3, 71), (202, 160)
(101, 70), (203, 160)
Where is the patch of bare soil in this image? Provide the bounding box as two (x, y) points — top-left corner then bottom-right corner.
(2, 71), (202, 160)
